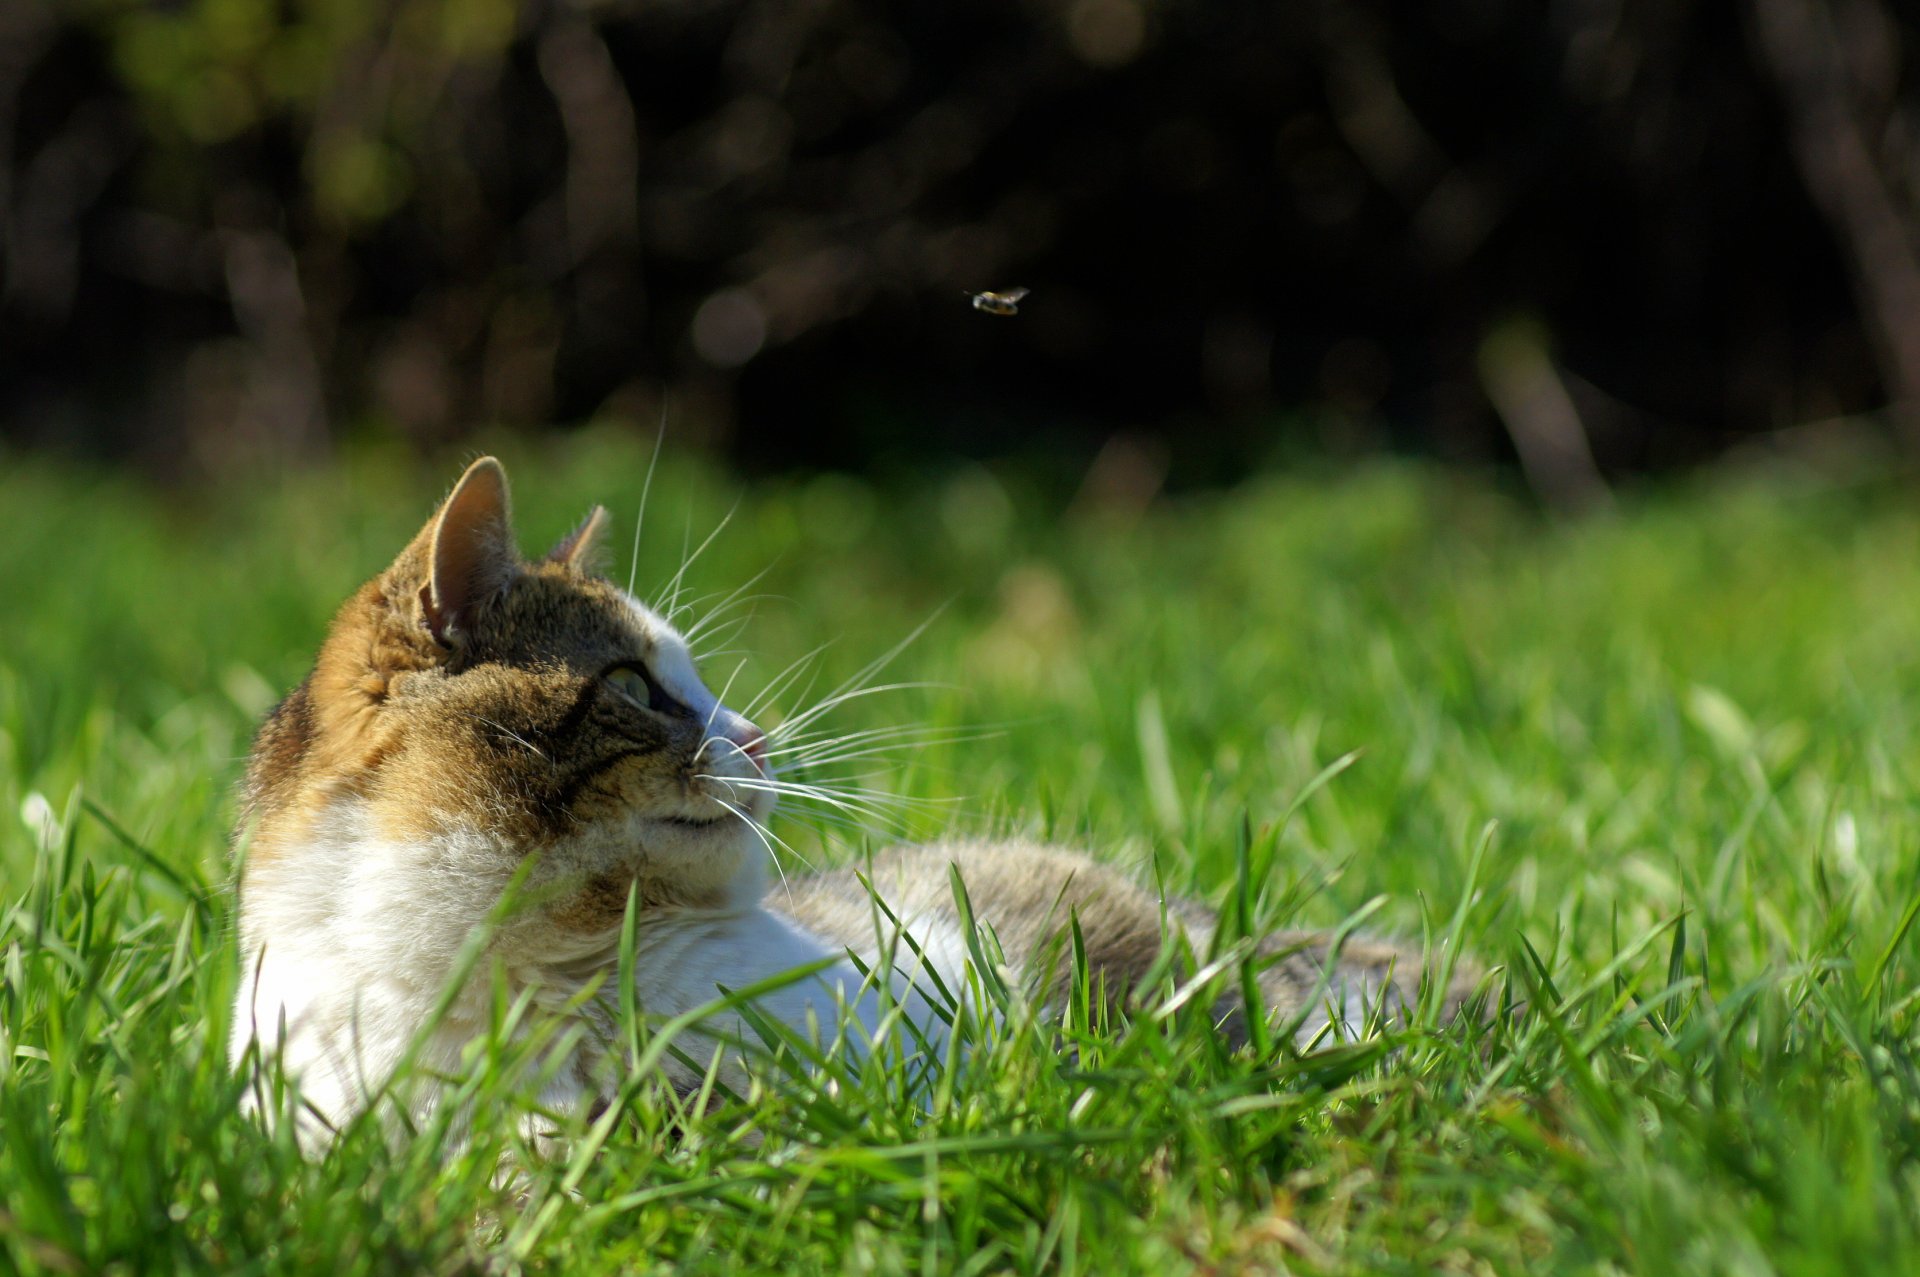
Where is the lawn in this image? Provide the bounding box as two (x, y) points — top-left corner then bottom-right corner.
(6, 434), (1920, 1274)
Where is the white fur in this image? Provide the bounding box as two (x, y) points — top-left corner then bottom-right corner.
(231, 795), (951, 1146)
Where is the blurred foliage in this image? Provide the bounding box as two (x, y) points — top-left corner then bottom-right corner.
(4, 0), (1919, 483)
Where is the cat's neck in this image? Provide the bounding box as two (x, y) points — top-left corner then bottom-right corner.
(241, 797), (774, 981)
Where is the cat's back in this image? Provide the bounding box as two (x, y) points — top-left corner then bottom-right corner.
(775, 840), (1477, 1039)
(773, 840), (1215, 1008)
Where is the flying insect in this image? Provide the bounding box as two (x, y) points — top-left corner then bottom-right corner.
(967, 287), (1030, 316)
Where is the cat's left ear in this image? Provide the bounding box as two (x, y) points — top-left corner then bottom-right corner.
(421, 456), (519, 645)
(545, 505), (610, 574)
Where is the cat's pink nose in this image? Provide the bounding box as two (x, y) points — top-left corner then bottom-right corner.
(727, 720), (768, 773)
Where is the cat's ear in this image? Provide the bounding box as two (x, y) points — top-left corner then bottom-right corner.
(544, 505), (610, 574)
(420, 457), (518, 645)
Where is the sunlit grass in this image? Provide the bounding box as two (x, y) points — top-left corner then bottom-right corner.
(6, 434), (1920, 1273)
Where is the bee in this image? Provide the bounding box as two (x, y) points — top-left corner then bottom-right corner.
(967, 287), (1030, 316)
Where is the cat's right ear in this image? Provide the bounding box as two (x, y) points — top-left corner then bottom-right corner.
(419, 457), (518, 646)
(544, 505), (610, 574)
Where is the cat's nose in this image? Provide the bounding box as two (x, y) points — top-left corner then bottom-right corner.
(733, 726), (768, 774)
(717, 714), (768, 774)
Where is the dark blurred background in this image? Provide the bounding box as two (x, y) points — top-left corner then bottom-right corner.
(3, 0), (1917, 498)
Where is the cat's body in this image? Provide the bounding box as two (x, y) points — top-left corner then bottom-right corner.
(230, 458), (1471, 1143)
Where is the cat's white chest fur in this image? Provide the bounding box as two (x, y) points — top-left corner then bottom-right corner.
(231, 799), (954, 1140)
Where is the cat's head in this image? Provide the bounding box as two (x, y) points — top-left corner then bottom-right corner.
(241, 457), (773, 921)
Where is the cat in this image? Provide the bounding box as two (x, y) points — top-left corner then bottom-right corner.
(229, 457), (1478, 1145)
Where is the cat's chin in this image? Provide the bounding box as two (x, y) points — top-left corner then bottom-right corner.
(628, 808), (769, 887)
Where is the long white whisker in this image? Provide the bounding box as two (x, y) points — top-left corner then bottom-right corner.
(708, 794), (804, 905)
(685, 610), (760, 664)
(772, 747), (974, 782)
(679, 563), (780, 644)
(662, 512), (692, 619)
(770, 682), (958, 741)
(741, 642), (836, 721)
(764, 719), (962, 754)
(468, 714), (549, 762)
(657, 497), (742, 628)
(759, 609), (946, 742)
(696, 772), (921, 833)
(704, 659), (752, 733)
(719, 776), (960, 811)
(774, 740), (998, 776)
(707, 776), (956, 834)
(764, 652), (831, 727)
(785, 766), (901, 782)
(626, 413), (667, 597)
(765, 723), (997, 764)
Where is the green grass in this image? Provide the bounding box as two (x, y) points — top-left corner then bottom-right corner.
(7, 433), (1920, 1274)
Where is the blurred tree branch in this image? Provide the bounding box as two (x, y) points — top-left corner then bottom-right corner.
(1, 0), (1912, 479)
(0, 2), (53, 298)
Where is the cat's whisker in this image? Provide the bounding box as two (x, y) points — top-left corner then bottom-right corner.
(763, 718), (966, 755)
(682, 600), (770, 658)
(763, 652), (831, 727)
(678, 563), (780, 645)
(676, 570), (775, 628)
(730, 778), (958, 816)
(698, 776), (841, 864)
(670, 514), (692, 610)
(469, 714), (550, 763)
(757, 809), (874, 852)
(764, 723), (999, 767)
(779, 675), (929, 737)
(699, 736), (756, 774)
(703, 660), (754, 734)
(625, 414), (667, 597)
(771, 741), (998, 779)
(706, 794), (807, 907)
(769, 681), (956, 742)
(775, 752), (954, 784)
(697, 771), (921, 835)
(740, 642), (836, 722)
(769, 739), (988, 774)
(752, 689), (964, 789)
(693, 714), (969, 832)
(685, 611), (760, 663)
(760, 668), (948, 737)
(711, 773), (894, 800)
(644, 508), (694, 626)
(778, 766), (898, 785)
(709, 775), (955, 834)
(709, 781), (874, 839)
(761, 795), (881, 826)
(655, 496), (742, 628)
(759, 611), (946, 740)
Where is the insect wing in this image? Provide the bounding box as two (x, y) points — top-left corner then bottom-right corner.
(969, 287), (1029, 316)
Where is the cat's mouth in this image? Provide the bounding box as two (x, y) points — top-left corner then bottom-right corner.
(655, 812), (731, 830)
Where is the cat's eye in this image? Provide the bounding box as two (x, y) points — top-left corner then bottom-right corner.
(607, 664), (676, 715)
